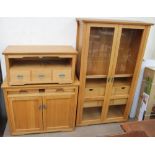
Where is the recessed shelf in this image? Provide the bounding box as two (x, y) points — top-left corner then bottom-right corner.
(107, 105), (126, 118)
(83, 107), (102, 121)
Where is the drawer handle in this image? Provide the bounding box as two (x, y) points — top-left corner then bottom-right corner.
(19, 90), (28, 93)
(17, 75), (24, 79)
(38, 74), (45, 78)
(58, 73), (65, 78)
(121, 87), (126, 89)
(89, 88), (93, 91)
(56, 88), (64, 92)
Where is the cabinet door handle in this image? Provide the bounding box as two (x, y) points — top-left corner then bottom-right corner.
(111, 77), (114, 83)
(43, 105), (47, 109)
(107, 78), (111, 83)
(38, 105), (42, 110)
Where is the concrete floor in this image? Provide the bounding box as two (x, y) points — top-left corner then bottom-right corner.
(4, 122), (124, 137)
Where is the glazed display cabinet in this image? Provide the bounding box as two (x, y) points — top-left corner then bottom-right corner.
(76, 19), (152, 126)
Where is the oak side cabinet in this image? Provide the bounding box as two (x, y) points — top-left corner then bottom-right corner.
(76, 19), (153, 126)
(2, 45), (79, 136)
(2, 80), (79, 135)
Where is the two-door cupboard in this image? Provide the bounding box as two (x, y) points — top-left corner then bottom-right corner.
(76, 19), (153, 126)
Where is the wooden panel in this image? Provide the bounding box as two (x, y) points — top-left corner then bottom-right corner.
(43, 94), (76, 131)
(8, 96), (43, 134)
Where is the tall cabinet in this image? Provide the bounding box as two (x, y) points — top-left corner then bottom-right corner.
(76, 19), (152, 126)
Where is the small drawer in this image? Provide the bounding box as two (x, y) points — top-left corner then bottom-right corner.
(110, 98), (128, 105)
(53, 69), (72, 83)
(85, 87), (105, 97)
(31, 70), (51, 83)
(10, 70), (30, 85)
(112, 86), (130, 95)
(46, 88), (75, 93)
(84, 101), (103, 108)
(8, 89), (39, 95)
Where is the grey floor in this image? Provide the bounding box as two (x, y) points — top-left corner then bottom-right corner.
(4, 122), (124, 137)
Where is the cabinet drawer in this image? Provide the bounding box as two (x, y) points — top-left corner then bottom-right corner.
(10, 70), (30, 85)
(110, 98), (128, 105)
(8, 89), (39, 95)
(85, 87), (105, 97)
(32, 69), (51, 83)
(112, 86), (130, 95)
(84, 100), (103, 108)
(46, 88), (75, 93)
(53, 69), (72, 83)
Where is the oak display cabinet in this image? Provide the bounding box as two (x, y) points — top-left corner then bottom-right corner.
(76, 19), (153, 126)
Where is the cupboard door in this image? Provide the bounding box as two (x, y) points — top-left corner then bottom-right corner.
(43, 93), (76, 131)
(105, 26), (145, 121)
(8, 96), (43, 134)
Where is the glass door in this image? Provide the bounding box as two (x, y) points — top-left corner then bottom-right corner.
(106, 27), (144, 120)
(82, 25), (118, 122)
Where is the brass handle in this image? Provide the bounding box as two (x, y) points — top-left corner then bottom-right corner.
(107, 77), (111, 83)
(38, 105), (42, 110)
(38, 74), (45, 78)
(111, 77), (114, 83)
(43, 105), (47, 109)
(59, 73), (65, 78)
(56, 88), (64, 92)
(17, 75), (24, 79)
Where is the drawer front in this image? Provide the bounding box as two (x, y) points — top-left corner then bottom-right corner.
(32, 70), (51, 83)
(53, 69), (72, 83)
(112, 86), (130, 95)
(45, 88), (75, 93)
(110, 98), (128, 105)
(84, 100), (103, 108)
(85, 87), (105, 97)
(10, 71), (30, 85)
(8, 89), (39, 95)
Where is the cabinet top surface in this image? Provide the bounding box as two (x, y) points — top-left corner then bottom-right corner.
(77, 18), (154, 26)
(2, 76), (79, 89)
(3, 45), (78, 55)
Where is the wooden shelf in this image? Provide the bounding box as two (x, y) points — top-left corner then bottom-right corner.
(86, 75), (107, 79)
(114, 74), (133, 78)
(83, 100), (103, 108)
(83, 107), (102, 121)
(107, 105), (126, 118)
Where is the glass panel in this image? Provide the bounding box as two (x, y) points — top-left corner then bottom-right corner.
(107, 104), (126, 118)
(85, 78), (106, 98)
(82, 100), (103, 121)
(87, 27), (115, 76)
(115, 28), (143, 76)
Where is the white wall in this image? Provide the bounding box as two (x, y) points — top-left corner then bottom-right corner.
(0, 17), (155, 118)
(0, 17), (77, 78)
